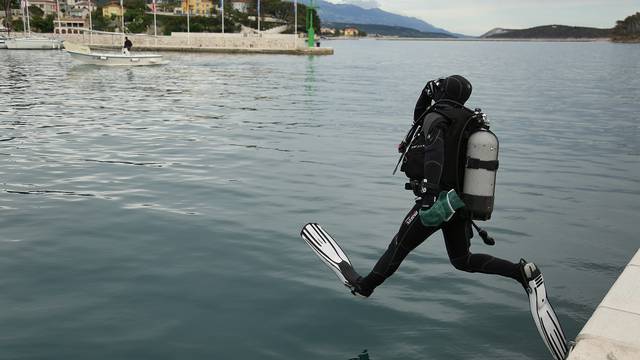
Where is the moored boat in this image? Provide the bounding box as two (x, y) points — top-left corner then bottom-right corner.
(64, 42), (167, 66)
(5, 37), (62, 50)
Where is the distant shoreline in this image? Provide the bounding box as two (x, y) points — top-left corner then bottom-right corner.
(369, 37), (611, 42)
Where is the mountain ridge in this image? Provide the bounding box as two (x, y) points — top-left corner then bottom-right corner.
(481, 25), (612, 39)
(291, 0), (455, 36)
(326, 22), (456, 38)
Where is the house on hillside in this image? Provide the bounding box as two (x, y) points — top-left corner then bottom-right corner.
(102, 1), (123, 17)
(55, 17), (86, 33)
(321, 27), (336, 36)
(68, 7), (90, 18)
(343, 27), (360, 37)
(231, 0), (250, 13)
(30, 0), (58, 16)
(181, 0), (215, 16)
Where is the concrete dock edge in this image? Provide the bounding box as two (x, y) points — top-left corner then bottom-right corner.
(567, 248), (640, 360)
(94, 45), (334, 55)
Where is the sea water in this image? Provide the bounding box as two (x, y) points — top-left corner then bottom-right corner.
(1, 40), (639, 359)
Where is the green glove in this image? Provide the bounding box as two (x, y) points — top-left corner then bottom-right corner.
(419, 189), (466, 227)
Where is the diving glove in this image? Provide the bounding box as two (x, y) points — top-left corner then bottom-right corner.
(419, 189), (466, 227)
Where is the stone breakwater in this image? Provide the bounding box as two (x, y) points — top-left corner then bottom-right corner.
(60, 32), (334, 55)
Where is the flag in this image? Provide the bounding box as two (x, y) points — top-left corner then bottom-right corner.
(152, 0), (156, 13)
(20, 0), (26, 9)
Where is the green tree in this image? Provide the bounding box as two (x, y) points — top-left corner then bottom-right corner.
(2, 0), (14, 32)
(32, 14), (54, 32)
(612, 12), (640, 41)
(27, 4), (43, 17)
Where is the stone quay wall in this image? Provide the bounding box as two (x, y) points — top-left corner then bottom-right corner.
(60, 32), (308, 50)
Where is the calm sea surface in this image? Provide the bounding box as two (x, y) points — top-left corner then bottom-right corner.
(1, 40), (639, 360)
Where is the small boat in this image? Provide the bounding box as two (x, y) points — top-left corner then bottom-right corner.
(5, 37), (62, 50)
(0, 37), (7, 49)
(64, 42), (167, 66)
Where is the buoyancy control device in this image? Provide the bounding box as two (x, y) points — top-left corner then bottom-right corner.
(395, 103), (499, 221)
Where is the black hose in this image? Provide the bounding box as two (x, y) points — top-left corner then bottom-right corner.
(471, 221), (495, 246)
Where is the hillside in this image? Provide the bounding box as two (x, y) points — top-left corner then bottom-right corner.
(292, 0), (454, 36)
(326, 22), (455, 38)
(612, 12), (640, 42)
(483, 25), (612, 39)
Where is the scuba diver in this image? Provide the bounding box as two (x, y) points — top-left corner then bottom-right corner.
(301, 75), (569, 360)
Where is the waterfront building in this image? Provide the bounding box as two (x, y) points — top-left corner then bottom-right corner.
(30, 0), (59, 16)
(343, 27), (360, 37)
(231, 0), (250, 13)
(102, 1), (123, 18)
(181, 0), (214, 16)
(68, 7), (90, 18)
(54, 17), (86, 33)
(73, 0), (94, 11)
(321, 27), (336, 35)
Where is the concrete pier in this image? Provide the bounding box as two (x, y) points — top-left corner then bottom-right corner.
(567, 248), (640, 360)
(59, 32), (334, 55)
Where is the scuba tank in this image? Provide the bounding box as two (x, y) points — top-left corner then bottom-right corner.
(462, 111), (499, 221)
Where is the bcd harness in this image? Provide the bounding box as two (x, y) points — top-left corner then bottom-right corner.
(394, 100), (500, 243)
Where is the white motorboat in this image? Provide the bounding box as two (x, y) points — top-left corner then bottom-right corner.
(5, 37), (62, 50)
(0, 37), (7, 49)
(64, 42), (167, 66)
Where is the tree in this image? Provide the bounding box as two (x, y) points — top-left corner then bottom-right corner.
(28, 4), (43, 17)
(30, 14), (54, 32)
(612, 12), (640, 41)
(2, 0), (13, 33)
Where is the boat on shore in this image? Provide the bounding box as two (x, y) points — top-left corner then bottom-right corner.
(5, 37), (62, 50)
(63, 42), (167, 66)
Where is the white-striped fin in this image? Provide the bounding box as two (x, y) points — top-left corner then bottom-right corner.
(527, 273), (569, 360)
(301, 223), (352, 285)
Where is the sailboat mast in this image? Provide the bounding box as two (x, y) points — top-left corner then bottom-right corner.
(89, 1), (93, 44)
(21, 0), (27, 33)
(55, 0), (61, 35)
(25, 0), (31, 36)
(153, 0), (157, 44)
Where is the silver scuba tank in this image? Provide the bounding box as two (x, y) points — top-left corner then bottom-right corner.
(462, 129), (499, 220)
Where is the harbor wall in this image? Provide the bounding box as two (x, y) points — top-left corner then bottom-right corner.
(60, 32), (307, 50)
(567, 248), (640, 360)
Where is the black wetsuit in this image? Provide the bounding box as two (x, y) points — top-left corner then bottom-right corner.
(124, 39), (133, 51)
(358, 93), (524, 295)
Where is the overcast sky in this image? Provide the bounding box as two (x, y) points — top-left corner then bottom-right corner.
(328, 0), (639, 35)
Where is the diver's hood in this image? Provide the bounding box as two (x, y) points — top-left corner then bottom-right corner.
(434, 75), (473, 105)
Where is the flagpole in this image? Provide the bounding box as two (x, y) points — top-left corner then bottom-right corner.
(89, 1), (93, 44)
(153, 0), (157, 45)
(257, 0), (260, 32)
(294, 0), (297, 35)
(25, 0), (31, 36)
(21, 0), (26, 34)
(54, 0), (61, 35)
(186, 0), (190, 45)
(221, 0), (224, 33)
(120, 0), (124, 44)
